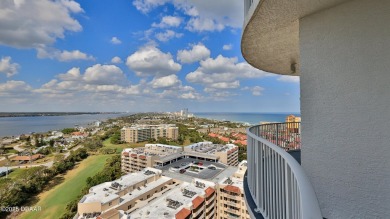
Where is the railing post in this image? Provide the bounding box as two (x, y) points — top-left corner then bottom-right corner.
(276, 124), (279, 146)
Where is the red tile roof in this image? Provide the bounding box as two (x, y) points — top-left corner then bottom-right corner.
(205, 187), (215, 198)
(235, 140), (247, 146)
(224, 185), (241, 195)
(192, 196), (205, 209)
(175, 208), (191, 219)
(219, 137), (230, 142)
(11, 154), (42, 161)
(208, 133), (218, 138)
(71, 131), (87, 136)
(122, 152), (129, 156)
(131, 153), (137, 158)
(139, 155), (146, 160)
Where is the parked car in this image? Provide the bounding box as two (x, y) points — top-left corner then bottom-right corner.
(180, 169), (186, 174)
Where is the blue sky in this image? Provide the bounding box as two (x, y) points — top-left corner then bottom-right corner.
(0, 0), (300, 113)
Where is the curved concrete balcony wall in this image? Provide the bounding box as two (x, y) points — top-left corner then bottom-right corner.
(241, 0), (348, 75)
(244, 124), (322, 219)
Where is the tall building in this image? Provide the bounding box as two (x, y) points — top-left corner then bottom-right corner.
(121, 124), (179, 143)
(242, 0), (390, 218)
(76, 161), (250, 219)
(121, 144), (183, 174)
(121, 142), (239, 174)
(216, 161), (250, 219)
(285, 115), (301, 123)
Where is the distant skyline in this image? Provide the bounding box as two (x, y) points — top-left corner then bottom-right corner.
(0, 0), (300, 112)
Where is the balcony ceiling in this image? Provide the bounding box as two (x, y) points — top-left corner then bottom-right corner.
(241, 0), (349, 75)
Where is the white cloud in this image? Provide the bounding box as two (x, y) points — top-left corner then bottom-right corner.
(0, 56), (19, 77)
(186, 17), (224, 32)
(155, 30), (183, 42)
(0, 0), (83, 48)
(111, 56), (122, 64)
(0, 80), (32, 95)
(277, 75), (300, 83)
(132, 0), (170, 13)
(57, 67), (82, 81)
(242, 86), (265, 96)
(210, 81), (240, 89)
(152, 16), (182, 28)
(83, 64), (127, 85)
(58, 50), (95, 61)
(36, 46), (95, 62)
(180, 92), (200, 99)
(126, 45), (181, 77)
(110, 37), (122, 45)
(177, 43), (210, 64)
(133, 0), (243, 32)
(186, 55), (271, 91)
(223, 44), (232, 50)
(150, 74), (181, 89)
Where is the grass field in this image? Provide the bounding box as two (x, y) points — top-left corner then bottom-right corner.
(0, 168), (30, 187)
(19, 154), (112, 219)
(102, 137), (144, 153)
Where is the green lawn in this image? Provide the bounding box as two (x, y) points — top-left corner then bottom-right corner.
(19, 154), (111, 219)
(102, 137), (144, 153)
(0, 168), (30, 187)
(7, 168), (29, 179)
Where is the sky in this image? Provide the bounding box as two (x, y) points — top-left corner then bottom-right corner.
(0, 0), (300, 113)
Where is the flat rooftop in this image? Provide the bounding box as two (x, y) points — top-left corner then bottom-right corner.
(129, 179), (215, 219)
(184, 142), (237, 154)
(80, 168), (162, 204)
(157, 157), (238, 183)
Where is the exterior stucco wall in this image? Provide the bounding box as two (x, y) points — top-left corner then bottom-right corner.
(300, 0), (390, 218)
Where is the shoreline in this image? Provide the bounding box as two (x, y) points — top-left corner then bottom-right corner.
(0, 112), (123, 118)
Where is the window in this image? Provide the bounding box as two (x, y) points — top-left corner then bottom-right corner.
(108, 202), (112, 206)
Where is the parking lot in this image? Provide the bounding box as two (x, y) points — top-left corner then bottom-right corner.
(157, 158), (227, 180)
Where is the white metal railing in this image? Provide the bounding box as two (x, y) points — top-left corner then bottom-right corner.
(246, 124), (322, 219)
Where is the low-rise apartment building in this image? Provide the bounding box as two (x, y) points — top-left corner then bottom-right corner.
(77, 161), (249, 219)
(122, 142), (239, 174)
(121, 144), (183, 174)
(130, 178), (217, 219)
(77, 168), (177, 219)
(121, 124), (179, 143)
(184, 142), (239, 166)
(217, 161), (249, 219)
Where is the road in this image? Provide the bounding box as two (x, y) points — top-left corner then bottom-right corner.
(13, 143), (25, 152)
(8, 144), (84, 169)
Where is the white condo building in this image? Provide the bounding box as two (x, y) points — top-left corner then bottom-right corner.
(242, 0), (390, 218)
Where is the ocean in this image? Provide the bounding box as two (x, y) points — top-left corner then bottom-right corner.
(0, 112), (300, 138)
(194, 112), (300, 125)
(0, 113), (126, 137)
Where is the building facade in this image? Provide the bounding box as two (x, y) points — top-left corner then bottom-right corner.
(121, 124), (179, 143)
(121, 144), (183, 174)
(184, 142), (239, 166)
(242, 0), (390, 218)
(216, 161), (249, 219)
(77, 161), (250, 219)
(122, 142), (239, 174)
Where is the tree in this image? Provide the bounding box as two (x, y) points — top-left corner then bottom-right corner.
(110, 131), (122, 144)
(62, 128), (78, 134)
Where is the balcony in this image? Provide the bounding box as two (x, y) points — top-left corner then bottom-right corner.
(244, 123), (322, 219)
